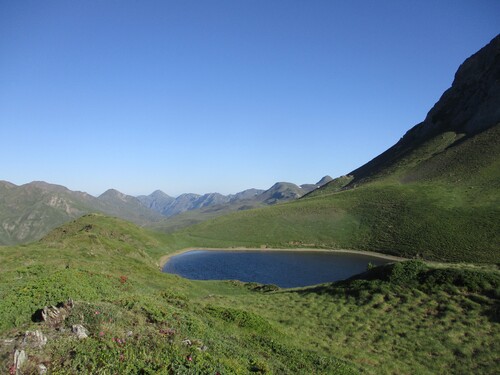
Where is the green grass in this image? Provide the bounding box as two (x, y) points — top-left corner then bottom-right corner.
(171, 182), (499, 262)
(169, 125), (500, 263)
(0, 125), (498, 373)
(0, 216), (355, 374)
(0, 215), (499, 374)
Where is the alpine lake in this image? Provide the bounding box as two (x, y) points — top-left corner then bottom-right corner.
(162, 249), (394, 288)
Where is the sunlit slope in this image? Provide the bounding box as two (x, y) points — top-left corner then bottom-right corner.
(177, 180), (499, 262)
(0, 214), (357, 374)
(176, 35), (500, 263)
(177, 126), (499, 262)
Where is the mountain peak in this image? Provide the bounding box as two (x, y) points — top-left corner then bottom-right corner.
(150, 190), (172, 199)
(99, 189), (130, 202)
(24, 181), (70, 193)
(344, 34), (500, 185)
(316, 175), (333, 186)
(0, 180), (17, 189)
(416, 34), (500, 138)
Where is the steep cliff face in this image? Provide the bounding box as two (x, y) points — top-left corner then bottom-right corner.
(345, 35), (500, 184)
(409, 34), (500, 139)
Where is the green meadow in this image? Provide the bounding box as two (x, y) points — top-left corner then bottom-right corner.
(0, 215), (499, 374)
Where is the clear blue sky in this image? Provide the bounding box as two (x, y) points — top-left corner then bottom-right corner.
(1, 1), (498, 196)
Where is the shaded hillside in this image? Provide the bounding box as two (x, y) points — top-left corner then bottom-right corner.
(315, 34), (500, 192)
(176, 36), (500, 263)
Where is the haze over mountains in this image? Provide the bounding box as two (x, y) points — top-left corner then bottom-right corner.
(0, 176), (332, 245)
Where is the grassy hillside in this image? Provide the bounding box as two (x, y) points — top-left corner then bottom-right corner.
(0, 182), (165, 246)
(0, 215), (499, 374)
(0, 182), (97, 246)
(171, 123), (499, 263)
(1, 33), (498, 375)
(168, 36), (500, 263)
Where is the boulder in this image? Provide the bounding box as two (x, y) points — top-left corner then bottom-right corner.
(72, 324), (89, 339)
(23, 330), (47, 348)
(37, 364), (47, 374)
(13, 349), (26, 374)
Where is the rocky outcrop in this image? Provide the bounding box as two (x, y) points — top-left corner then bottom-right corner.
(13, 349), (26, 374)
(23, 330), (47, 348)
(345, 34), (500, 184)
(2, 300), (89, 374)
(37, 299), (74, 327)
(71, 324), (89, 340)
(407, 34), (500, 140)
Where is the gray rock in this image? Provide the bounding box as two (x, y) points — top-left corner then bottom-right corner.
(72, 324), (89, 339)
(37, 364), (48, 374)
(13, 349), (26, 373)
(23, 330), (47, 348)
(40, 299), (74, 327)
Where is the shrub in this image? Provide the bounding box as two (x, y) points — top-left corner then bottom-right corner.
(388, 260), (428, 285)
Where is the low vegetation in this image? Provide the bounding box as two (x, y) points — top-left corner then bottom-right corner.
(170, 125), (500, 264)
(0, 215), (499, 374)
(2, 37), (499, 374)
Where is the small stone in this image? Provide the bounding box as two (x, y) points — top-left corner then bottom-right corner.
(126, 331), (133, 337)
(24, 330), (47, 348)
(199, 345), (208, 352)
(14, 349), (26, 371)
(37, 364), (48, 374)
(72, 324), (89, 339)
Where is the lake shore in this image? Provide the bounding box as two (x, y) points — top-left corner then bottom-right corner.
(158, 247), (407, 269)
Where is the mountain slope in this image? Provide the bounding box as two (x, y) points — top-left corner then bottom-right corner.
(316, 34), (500, 192)
(0, 182), (102, 245)
(136, 190), (176, 212)
(97, 189), (164, 223)
(174, 35), (500, 263)
(0, 176), (331, 245)
(0, 183), (164, 245)
(136, 176), (332, 218)
(144, 176), (333, 233)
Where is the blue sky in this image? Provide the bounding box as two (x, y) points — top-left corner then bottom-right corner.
(1, 1), (498, 196)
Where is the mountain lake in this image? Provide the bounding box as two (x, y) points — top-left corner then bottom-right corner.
(162, 250), (394, 288)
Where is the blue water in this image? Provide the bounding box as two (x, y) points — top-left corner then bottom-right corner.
(162, 250), (392, 288)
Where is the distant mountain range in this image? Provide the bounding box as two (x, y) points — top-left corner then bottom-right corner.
(137, 176), (333, 217)
(0, 176), (332, 245)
